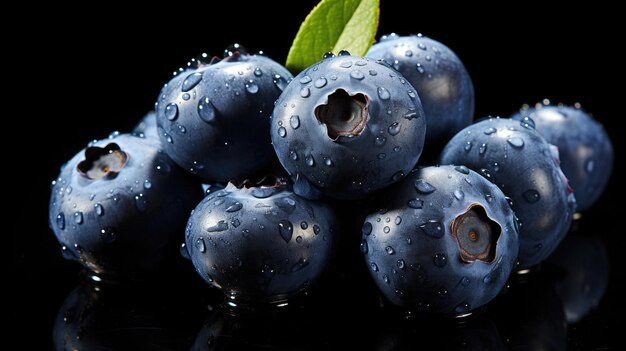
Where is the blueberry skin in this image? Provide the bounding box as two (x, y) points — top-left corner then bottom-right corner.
(155, 52), (293, 182)
(366, 34), (474, 157)
(185, 184), (337, 304)
(439, 117), (576, 269)
(49, 134), (203, 276)
(271, 54), (426, 199)
(511, 104), (613, 210)
(362, 166), (519, 314)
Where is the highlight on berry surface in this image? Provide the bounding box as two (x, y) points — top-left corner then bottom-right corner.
(286, 0), (380, 74)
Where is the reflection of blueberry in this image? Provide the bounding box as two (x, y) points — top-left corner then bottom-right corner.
(54, 277), (205, 350)
(366, 33), (474, 159)
(547, 235), (609, 323)
(489, 275), (567, 350)
(271, 53), (426, 199)
(155, 45), (293, 182)
(49, 133), (203, 276)
(440, 117), (576, 269)
(375, 314), (506, 351)
(511, 102), (613, 210)
(185, 182), (337, 306)
(362, 166), (519, 315)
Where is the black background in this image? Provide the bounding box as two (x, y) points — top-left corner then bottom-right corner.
(12, 1), (624, 349)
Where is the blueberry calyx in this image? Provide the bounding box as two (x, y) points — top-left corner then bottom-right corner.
(239, 174), (288, 189)
(76, 142), (128, 180)
(314, 89), (369, 140)
(450, 204), (500, 263)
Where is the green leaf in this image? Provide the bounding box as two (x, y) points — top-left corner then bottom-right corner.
(286, 0), (380, 74)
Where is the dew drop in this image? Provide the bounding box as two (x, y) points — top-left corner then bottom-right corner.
(143, 179), (152, 189)
(94, 203), (104, 216)
(414, 179), (436, 193)
(289, 150), (298, 160)
(585, 158), (594, 173)
(305, 155), (315, 167)
(164, 103), (178, 121)
(420, 220), (444, 238)
(225, 202), (243, 212)
(314, 77), (327, 88)
(182, 93), (190, 101)
(73, 211), (83, 224)
(507, 137), (524, 148)
(391, 171), (405, 182)
(350, 70), (365, 80)
(377, 87), (391, 100)
(397, 259), (405, 269)
(313, 225), (321, 235)
(245, 80), (259, 94)
(290, 115), (300, 129)
(278, 220), (293, 243)
(395, 216), (402, 225)
(197, 97), (216, 123)
(299, 76), (312, 84)
(408, 199), (424, 209)
(455, 165), (470, 174)
(385, 246), (395, 255)
(196, 237), (206, 253)
(383, 226), (390, 233)
(454, 189), (465, 200)
(522, 189), (541, 203)
(484, 127), (496, 135)
(375, 136), (387, 147)
(56, 213), (65, 230)
(277, 126), (287, 138)
(370, 262), (379, 271)
(339, 61), (352, 68)
(464, 141), (473, 152)
(207, 220), (229, 232)
(416, 63), (425, 74)
(182, 72), (203, 92)
(300, 87), (310, 98)
(273, 74), (289, 91)
(254, 67), (263, 77)
(479, 143), (487, 155)
(388, 122), (401, 135)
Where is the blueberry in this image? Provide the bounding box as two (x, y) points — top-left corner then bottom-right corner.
(366, 33), (474, 159)
(155, 45), (293, 182)
(511, 102), (613, 210)
(185, 182), (337, 306)
(439, 117), (576, 269)
(362, 165), (519, 315)
(271, 54), (426, 199)
(49, 133), (203, 276)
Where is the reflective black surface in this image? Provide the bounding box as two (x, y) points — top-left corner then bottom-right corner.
(12, 2), (623, 349)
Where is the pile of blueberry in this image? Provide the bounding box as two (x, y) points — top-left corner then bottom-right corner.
(49, 34), (613, 316)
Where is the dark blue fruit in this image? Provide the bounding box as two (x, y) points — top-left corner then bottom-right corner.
(184, 182), (337, 306)
(271, 53), (427, 199)
(511, 102), (613, 210)
(362, 165), (519, 315)
(155, 45), (293, 182)
(49, 133), (203, 276)
(439, 117), (576, 269)
(366, 33), (474, 157)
